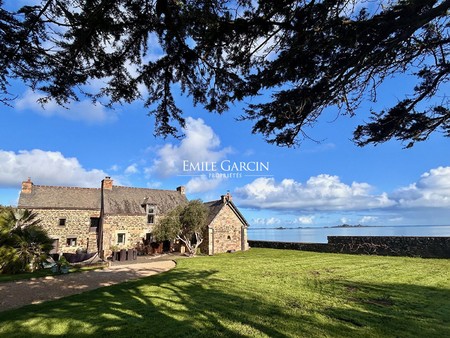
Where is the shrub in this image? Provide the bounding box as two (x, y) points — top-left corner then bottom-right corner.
(0, 209), (53, 274)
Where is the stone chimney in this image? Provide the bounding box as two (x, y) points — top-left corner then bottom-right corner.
(21, 177), (33, 194)
(176, 186), (186, 195)
(102, 176), (113, 190)
(221, 191), (232, 203)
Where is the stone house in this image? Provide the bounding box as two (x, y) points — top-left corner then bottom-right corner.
(17, 177), (249, 257)
(201, 192), (249, 255)
(18, 177), (187, 257)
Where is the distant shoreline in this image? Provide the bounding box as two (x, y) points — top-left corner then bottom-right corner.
(249, 224), (450, 230)
(254, 224), (374, 230)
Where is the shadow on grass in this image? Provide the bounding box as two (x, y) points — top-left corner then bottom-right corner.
(0, 269), (298, 337)
(0, 265), (167, 312)
(321, 280), (450, 337)
(0, 268), (449, 337)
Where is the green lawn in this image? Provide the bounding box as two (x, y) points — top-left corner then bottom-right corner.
(0, 249), (449, 337)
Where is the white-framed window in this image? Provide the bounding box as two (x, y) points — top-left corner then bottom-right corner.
(66, 237), (77, 246)
(147, 204), (156, 224)
(117, 233), (126, 245)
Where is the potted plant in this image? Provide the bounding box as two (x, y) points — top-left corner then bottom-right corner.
(51, 255), (70, 274)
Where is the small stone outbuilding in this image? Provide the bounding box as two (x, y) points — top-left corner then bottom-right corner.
(201, 192), (249, 255)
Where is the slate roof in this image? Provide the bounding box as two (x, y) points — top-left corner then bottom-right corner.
(204, 199), (249, 228)
(18, 186), (101, 210)
(103, 186), (188, 215)
(18, 184), (188, 215)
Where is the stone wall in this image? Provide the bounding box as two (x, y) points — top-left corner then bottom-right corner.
(204, 204), (248, 255)
(328, 236), (450, 258)
(248, 236), (450, 258)
(248, 240), (332, 253)
(103, 214), (159, 255)
(34, 208), (100, 253)
(34, 209), (158, 255)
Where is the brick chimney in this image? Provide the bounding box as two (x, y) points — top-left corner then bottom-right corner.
(176, 186), (186, 195)
(21, 177), (33, 194)
(102, 176), (113, 190)
(221, 191), (232, 203)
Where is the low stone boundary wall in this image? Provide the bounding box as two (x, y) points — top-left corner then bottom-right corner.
(248, 240), (331, 253)
(248, 236), (450, 258)
(328, 236), (450, 258)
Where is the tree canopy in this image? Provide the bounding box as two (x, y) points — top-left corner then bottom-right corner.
(153, 199), (208, 256)
(1, 0), (449, 147)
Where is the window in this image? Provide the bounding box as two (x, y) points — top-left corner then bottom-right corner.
(117, 233), (126, 245)
(66, 237), (77, 246)
(59, 218), (66, 226)
(90, 217), (100, 232)
(147, 204), (156, 224)
(145, 233), (153, 242)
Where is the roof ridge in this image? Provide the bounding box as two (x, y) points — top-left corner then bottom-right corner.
(34, 185), (100, 190)
(204, 199), (222, 204)
(112, 185), (178, 193)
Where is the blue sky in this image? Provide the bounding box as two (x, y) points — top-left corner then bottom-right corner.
(1, 75), (450, 229)
(1, 2), (450, 228)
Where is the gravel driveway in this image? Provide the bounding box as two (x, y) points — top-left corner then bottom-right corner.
(0, 260), (176, 312)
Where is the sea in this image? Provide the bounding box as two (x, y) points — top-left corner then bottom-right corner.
(248, 225), (450, 244)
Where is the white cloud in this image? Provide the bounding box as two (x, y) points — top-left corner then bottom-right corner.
(251, 218), (267, 225)
(124, 163), (139, 175)
(146, 181), (163, 189)
(0, 149), (110, 188)
(235, 175), (395, 211)
(388, 217), (404, 223)
(392, 166), (450, 208)
(15, 89), (117, 124)
(110, 164), (120, 172)
(251, 217), (282, 226)
(243, 149), (255, 156)
(149, 117), (232, 177)
(296, 216), (315, 224)
(266, 217), (282, 225)
(185, 175), (223, 193)
(359, 216), (378, 224)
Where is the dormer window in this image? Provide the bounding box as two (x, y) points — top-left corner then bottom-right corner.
(147, 204), (156, 224)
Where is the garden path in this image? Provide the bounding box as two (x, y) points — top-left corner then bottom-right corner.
(0, 259), (176, 312)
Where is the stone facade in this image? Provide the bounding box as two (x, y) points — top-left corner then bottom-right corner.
(208, 205), (246, 254)
(201, 194), (249, 255)
(18, 178), (250, 257)
(18, 177), (188, 257)
(102, 214), (163, 256)
(32, 208), (100, 254)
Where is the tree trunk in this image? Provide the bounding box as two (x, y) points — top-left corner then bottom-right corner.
(177, 233), (203, 256)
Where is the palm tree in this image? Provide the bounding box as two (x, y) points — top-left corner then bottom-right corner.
(0, 209), (53, 273)
(1, 208), (42, 230)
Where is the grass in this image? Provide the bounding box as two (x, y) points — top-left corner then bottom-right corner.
(0, 248), (449, 337)
(0, 264), (106, 283)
